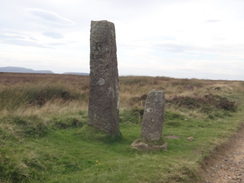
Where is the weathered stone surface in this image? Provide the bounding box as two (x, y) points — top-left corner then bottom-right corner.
(88, 20), (120, 135)
(131, 139), (167, 151)
(141, 90), (165, 141)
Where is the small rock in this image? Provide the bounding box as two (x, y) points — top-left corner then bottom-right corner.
(187, 137), (194, 141)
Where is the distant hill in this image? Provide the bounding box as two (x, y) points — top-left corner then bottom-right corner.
(0, 66), (53, 74)
(63, 72), (89, 76)
(0, 66), (89, 75)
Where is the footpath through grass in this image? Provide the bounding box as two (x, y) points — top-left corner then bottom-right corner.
(0, 73), (243, 183)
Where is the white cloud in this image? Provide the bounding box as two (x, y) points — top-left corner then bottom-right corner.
(43, 31), (64, 39)
(0, 0), (244, 80)
(29, 8), (76, 26)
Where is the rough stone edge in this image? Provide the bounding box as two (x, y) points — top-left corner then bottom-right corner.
(131, 139), (167, 151)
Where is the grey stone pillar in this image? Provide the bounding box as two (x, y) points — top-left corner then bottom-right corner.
(88, 20), (120, 136)
(141, 90), (165, 141)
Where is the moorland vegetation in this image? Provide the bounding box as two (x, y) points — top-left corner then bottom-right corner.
(0, 72), (243, 183)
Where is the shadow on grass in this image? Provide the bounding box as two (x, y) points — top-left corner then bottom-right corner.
(78, 125), (123, 144)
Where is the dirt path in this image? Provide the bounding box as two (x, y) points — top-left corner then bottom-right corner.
(202, 124), (244, 183)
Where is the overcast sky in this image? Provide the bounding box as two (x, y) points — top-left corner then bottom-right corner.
(0, 0), (244, 80)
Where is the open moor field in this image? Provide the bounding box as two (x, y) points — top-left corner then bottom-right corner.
(0, 72), (243, 183)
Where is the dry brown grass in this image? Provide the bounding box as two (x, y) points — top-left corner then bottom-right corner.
(0, 73), (242, 117)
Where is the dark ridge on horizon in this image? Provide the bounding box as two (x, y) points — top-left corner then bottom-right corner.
(0, 66), (89, 75)
(0, 66), (242, 81)
(0, 66), (53, 74)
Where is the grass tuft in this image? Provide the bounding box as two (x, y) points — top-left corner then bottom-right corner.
(0, 82), (84, 111)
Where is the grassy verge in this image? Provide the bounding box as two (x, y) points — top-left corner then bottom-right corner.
(0, 73), (243, 182)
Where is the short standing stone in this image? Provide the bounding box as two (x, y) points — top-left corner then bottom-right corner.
(88, 20), (120, 136)
(141, 90), (165, 141)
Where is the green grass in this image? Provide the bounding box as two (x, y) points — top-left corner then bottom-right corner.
(1, 109), (243, 183)
(0, 73), (243, 183)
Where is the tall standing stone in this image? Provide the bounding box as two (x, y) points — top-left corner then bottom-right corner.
(88, 20), (120, 136)
(141, 90), (165, 141)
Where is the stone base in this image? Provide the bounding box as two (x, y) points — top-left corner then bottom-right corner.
(131, 139), (167, 151)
